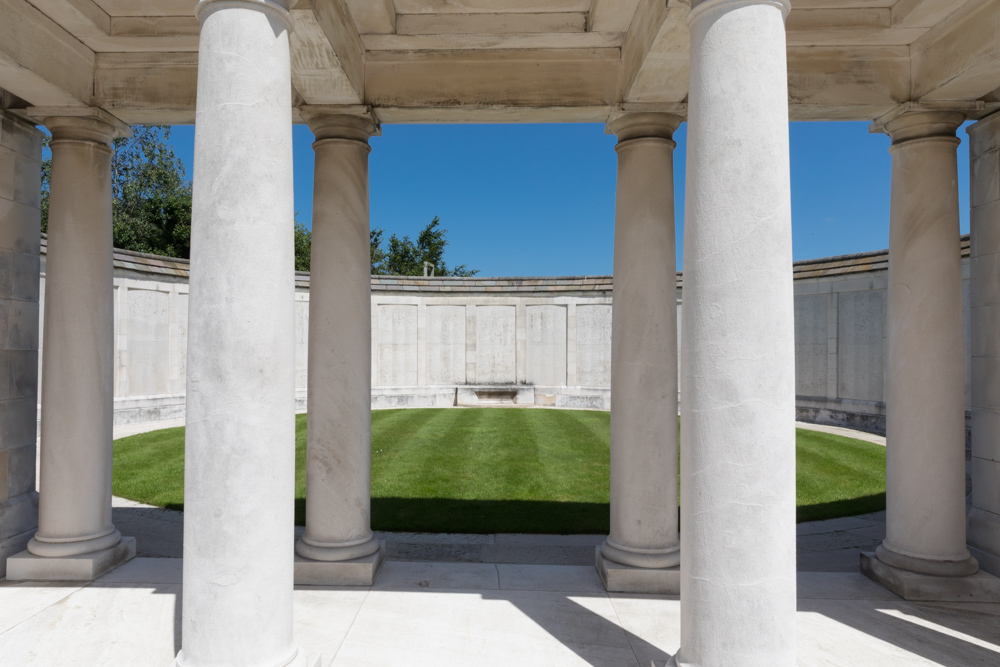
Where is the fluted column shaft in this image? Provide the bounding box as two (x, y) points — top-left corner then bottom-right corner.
(30, 114), (122, 559)
(676, 0), (797, 665)
(296, 112), (381, 563)
(601, 112), (681, 571)
(876, 110), (977, 577)
(176, 1), (303, 665)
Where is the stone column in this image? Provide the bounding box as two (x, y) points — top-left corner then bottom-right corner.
(674, 0), (796, 665)
(294, 110), (384, 585)
(7, 109), (135, 582)
(861, 109), (979, 592)
(970, 111), (1000, 577)
(597, 112), (681, 594)
(175, 1), (305, 665)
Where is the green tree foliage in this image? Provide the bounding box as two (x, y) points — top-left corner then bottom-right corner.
(41, 126), (192, 258)
(39, 128), (470, 277)
(294, 219), (311, 272)
(370, 217), (477, 277)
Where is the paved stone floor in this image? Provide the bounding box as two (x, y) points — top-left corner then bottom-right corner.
(5, 419), (993, 665)
(3, 558), (1000, 666)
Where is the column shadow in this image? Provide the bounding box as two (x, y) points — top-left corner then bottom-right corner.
(799, 595), (1000, 666)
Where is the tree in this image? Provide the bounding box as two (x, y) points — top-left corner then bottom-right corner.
(41, 125), (192, 258)
(370, 217), (477, 277)
(294, 220), (311, 272)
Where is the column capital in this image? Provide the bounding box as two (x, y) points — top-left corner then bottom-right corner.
(870, 102), (982, 144)
(26, 107), (130, 147)
(195, 0), (293, 31)
(300, 106), (380, 143)
(689, 0), (791, 23)
(606, 111), (683, 143)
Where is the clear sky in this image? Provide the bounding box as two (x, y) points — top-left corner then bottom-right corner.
(166, 120), (972, 277)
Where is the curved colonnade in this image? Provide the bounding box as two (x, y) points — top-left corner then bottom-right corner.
(0, 0), (998, 665)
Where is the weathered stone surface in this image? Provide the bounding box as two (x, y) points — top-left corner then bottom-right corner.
(294, 546), (386, 587)
(7, 537), (136, 582)
(596, 547), (679, 595)
(678, 2), (797, 665)
(861, 551), (1000, 602)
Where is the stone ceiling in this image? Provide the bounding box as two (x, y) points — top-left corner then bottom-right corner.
(1, 0), (999, 124)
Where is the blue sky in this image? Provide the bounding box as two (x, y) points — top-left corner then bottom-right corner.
(166, 121), (971, 277)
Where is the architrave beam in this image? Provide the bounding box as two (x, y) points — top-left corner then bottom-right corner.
(911, 0), (1000, 101)
(0, 0), (94, 107)
(309, 0), (366, 101)
(620, 0), (679, 102)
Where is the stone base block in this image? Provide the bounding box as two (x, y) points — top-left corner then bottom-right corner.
(0, 528), (35, 579)
(595, 546), (680, 595)
(969, 544), (1000, 578)
(294, 542), (385, 586)
(6, 537), (136, 582)
(860, 551), (1000, 602)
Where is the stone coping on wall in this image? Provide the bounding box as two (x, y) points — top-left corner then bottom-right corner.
(39, 233), (972, 291)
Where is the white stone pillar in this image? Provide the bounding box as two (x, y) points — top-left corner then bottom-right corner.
(597, 112), (681, 594)
(294, 110), (384, 585)
(7, 109), (135, 582)
(175, 1), (304, 665)
(862, 109), (978, 587)
(970, 111), (1000, 577)
(675, 1), (796, 665)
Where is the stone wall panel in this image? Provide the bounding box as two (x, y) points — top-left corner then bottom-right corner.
(475, 305), (516, 384)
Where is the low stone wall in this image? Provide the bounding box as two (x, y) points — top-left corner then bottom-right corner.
(36, 235), (973, 433)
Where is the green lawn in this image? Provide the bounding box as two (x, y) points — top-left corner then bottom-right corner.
(112, 408), (885, 533)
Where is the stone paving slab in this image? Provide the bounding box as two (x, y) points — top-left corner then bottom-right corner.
(3, 561), (1000, 666)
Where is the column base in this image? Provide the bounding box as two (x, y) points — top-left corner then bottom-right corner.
(875, 542), (978, 576)
(6, 536), (136, 581)
(595, 546), (680, 594)
(665, 652), (697, 667)
(860, 551), (1000, 601)
(294, 542), (385, 586)
(172, 645), (310, 667)
(969, 544), (1000, 578)
(295, 533), (381, 562)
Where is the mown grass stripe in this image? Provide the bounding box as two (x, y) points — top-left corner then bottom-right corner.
(113, 410), (887, 533)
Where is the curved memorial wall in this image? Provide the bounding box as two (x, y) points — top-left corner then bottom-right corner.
(37, 235), (972, 434)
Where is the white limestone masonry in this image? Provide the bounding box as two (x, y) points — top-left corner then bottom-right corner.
(874, 110), (978, 581)
(969, 110), (1000, 578)
(3, 0), (1000, 664)
(15, 110), (134, 582)
(599, 112), (682, 585)
(35, 240), (976, 432)
(295, 111), (383, 575)
(176, 1), (305, 665)
(676, 1), (797, 665)
(0, 112), (42, 578)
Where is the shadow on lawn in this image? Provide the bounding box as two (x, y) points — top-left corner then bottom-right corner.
(291, 494), (886, 532)
(796, 493), (885, 523)
(173, 494), (881, 533)
(294, 497), (611, 535)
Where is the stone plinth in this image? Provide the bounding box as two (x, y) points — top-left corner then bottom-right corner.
(294, 544), (386, 587)
(861, 551), (1000, 602)
(595, 547), (679, 595)
(456, 385), (535, 406)
(6, 537), (135, 581)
